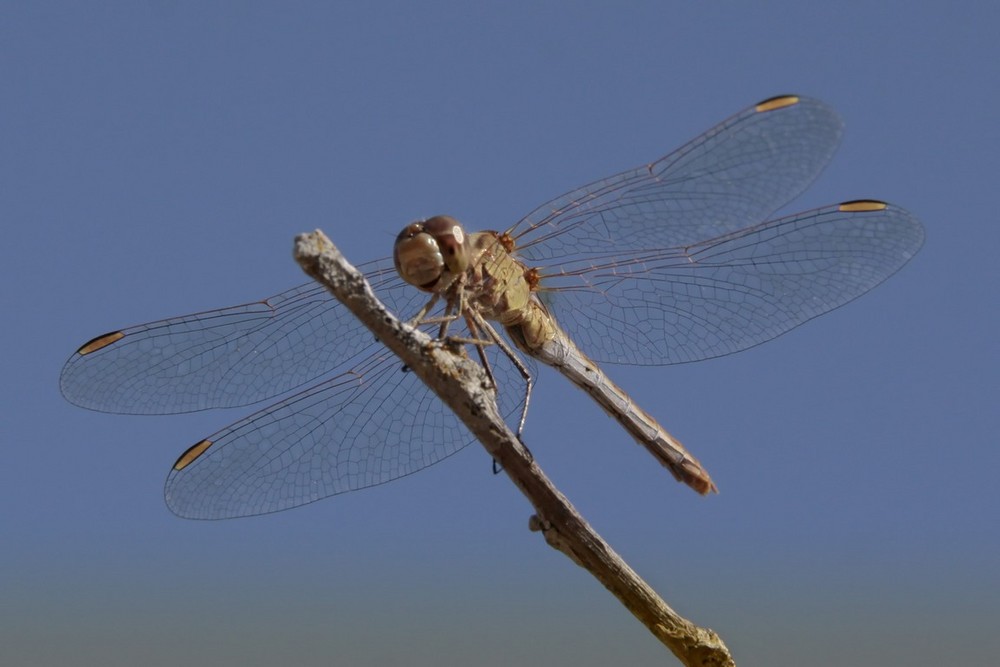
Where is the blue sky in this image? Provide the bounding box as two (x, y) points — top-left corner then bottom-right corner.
(3, 2), (998, 665)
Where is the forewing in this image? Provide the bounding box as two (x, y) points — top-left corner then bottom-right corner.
(511, 96), (843, 258)
(60, 259), (426, 414)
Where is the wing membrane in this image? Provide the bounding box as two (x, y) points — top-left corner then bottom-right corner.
(536, 202), (924, 365)
(511, 96), (843, 257)
(60, 260), (420, 414)
(165, 328), (529, 519)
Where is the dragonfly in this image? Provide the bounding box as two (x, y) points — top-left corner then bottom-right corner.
(61, 95), (924, 520)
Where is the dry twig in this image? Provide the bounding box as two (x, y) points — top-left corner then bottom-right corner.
(294, 229), (734, 667)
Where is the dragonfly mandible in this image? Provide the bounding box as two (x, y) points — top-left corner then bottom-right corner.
(61, 95), (924, 519)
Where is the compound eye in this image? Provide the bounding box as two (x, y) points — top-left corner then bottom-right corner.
(421, 215), (470, 274)
(393, 223), (445, 290)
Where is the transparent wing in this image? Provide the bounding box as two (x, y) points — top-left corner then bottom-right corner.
(535, 202), (924, 365)
(510, 96), (843, 258)
(60, 259), (424, 415)
(164, 326), (529, 520)
(59, 96), (844, 414)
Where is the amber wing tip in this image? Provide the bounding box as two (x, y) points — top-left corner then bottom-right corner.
(76, 330), (125, 355)
(755, 95), (800, 112)
(173, 439), (213, 471)
(839, 199), (888, 212)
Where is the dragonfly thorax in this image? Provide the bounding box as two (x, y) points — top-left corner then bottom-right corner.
(393, 215), (472, 292)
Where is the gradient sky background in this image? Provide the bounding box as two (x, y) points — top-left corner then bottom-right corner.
(3, 3), (998, 666)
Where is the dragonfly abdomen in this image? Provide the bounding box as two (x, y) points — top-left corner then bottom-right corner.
(515, 307), (717, 495)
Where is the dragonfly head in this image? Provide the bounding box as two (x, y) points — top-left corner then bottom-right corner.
(393, 215), (471, 292)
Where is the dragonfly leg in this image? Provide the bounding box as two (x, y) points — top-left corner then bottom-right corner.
(406, 293), (440, 327)
(430, 278), (492, 344)
(406, 291), (465, 337)
(435, 277), (471, 339)
(468, 311), (534, 439)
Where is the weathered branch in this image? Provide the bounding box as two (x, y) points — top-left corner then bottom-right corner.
(294, 229), (734, 667)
